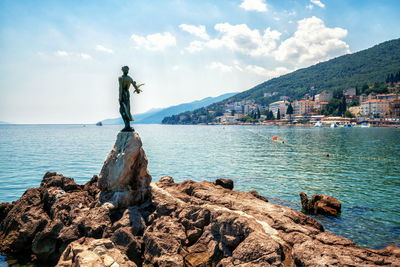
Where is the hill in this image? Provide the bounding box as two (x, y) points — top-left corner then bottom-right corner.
(163, 38), (400, 123)
(229, 38), (400, 104)
(101, 92), (237, 124)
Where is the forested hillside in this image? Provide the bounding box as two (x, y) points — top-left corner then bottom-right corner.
(163, 38), (400, 124)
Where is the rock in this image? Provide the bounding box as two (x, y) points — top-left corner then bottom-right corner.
(0, 202), (13, 222)
(248, 190), (268, 202)
(300, 192), (341, 216)
(56, 237), (136, 267)
(0, 172), (103, 264)
(0, 171), (399, 266)
(98, 132), (152, 208)
(215, 178), (234, 190)
(157, 176), (175, 185)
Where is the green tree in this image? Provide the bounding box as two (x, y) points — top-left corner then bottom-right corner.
(286, 103), (294, 120)
(344, 110), (354, 118)
(240, 115), (256, 122)
(267, 110), (275, 120)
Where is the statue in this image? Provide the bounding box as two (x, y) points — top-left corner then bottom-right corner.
(118, 66), (144, 132)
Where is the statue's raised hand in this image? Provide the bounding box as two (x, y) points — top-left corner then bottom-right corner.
(135, 83), (145, 94)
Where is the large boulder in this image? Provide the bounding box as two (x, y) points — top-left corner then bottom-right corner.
(300, 192), (342, 216)
(215, 178), (234, 190)
(98, 132), (152, 208)
(0, 172), (102, 264)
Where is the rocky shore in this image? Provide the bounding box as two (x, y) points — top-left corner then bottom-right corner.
(0, 132), (399, 266)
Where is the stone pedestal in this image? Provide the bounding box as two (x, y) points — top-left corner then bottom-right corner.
(98, 132), (152, 208)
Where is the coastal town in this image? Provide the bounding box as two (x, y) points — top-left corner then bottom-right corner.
(165, 81), (400, 127)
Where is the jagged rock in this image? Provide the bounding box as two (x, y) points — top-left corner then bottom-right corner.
(300, 192), (342, 216)
(56, 237), (136, 267)
(0, 173), (399, 266)
(98, 132), (152, 208)
(0, 202), (13, 222)
(248, 190), (268, 202)
(0, 173), (102, 264)
(147, 178), (399, 266)
(215, 178), (234, 190)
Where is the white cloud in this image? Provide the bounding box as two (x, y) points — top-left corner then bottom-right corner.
(179, 24), (209, 40)
(95, 45), (114, 54)
(206, 62), (233, 72)
(80, 53), (92, 60)
(306, 4), (314, 10)
(55, 50), (69, 57)
(185, 40), (205, 53)
(54, 51), (92, 60)
(233, 60), (244, 71)
(131, 32), (176, 51)
(240, 0), (267, 12)
(274, 16), (350, 65)
(185, 23), (281, 57)
(310, 0), (325, 8)
(246, 65), (291, 78)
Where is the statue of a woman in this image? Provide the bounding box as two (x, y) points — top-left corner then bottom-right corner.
(118, 66), (144, 132)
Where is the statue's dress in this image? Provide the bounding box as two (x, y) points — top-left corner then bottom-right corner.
(119, 76), (134, 122)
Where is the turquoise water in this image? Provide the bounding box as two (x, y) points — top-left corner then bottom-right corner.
(0, 124), (399, 255)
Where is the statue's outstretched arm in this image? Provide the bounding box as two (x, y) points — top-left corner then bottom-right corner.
(132, 79), (144, 94)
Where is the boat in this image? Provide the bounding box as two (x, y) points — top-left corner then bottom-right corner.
(96, 121), (103, 126)
(360, 123), (370, 128)
(314, 121), (323, 127)
(330, 123), (338, 128)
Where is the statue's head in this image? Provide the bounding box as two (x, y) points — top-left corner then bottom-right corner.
(122, 66), (129, 74)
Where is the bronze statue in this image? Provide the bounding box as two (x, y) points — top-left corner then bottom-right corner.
(118, 66), (144, 132)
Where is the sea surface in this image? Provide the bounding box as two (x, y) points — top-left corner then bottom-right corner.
(0, 124), (399, 263)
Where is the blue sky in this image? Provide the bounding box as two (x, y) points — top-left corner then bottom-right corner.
(0, 0), (399, 124)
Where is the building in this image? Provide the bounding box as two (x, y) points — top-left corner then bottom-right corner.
(360, 99), (390, 117)
(367, 92), (377, 100)
(293, 100), (315, 116)
(315, 90), (333, 102)
(390, 99), (400, 117)
(343, 88), (356, 96)
(263, 92), (278, 98)
(359, 94), (368, 103)
(314, 101), (328, 112)
(269, 100), (289, 118)
(280, 96), (291, 101)
(377, 93), (399, 101)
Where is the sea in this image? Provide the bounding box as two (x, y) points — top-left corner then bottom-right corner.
(0, 124), (399, 264)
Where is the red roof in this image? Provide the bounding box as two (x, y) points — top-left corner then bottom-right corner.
(362, 99), (389, 103)
(297, 100), (315, 103)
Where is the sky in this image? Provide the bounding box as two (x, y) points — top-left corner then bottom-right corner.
(0, 0), (399, 124)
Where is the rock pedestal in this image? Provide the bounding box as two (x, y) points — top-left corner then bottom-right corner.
(98, 132), (152, 208)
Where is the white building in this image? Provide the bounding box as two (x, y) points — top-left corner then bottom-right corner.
(269, 100), (289, 118)
(293, 100), (315, 115)
(315, 90), (333, 102)
(343, 88), (356, 96)
(361, 99), (390, 117)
